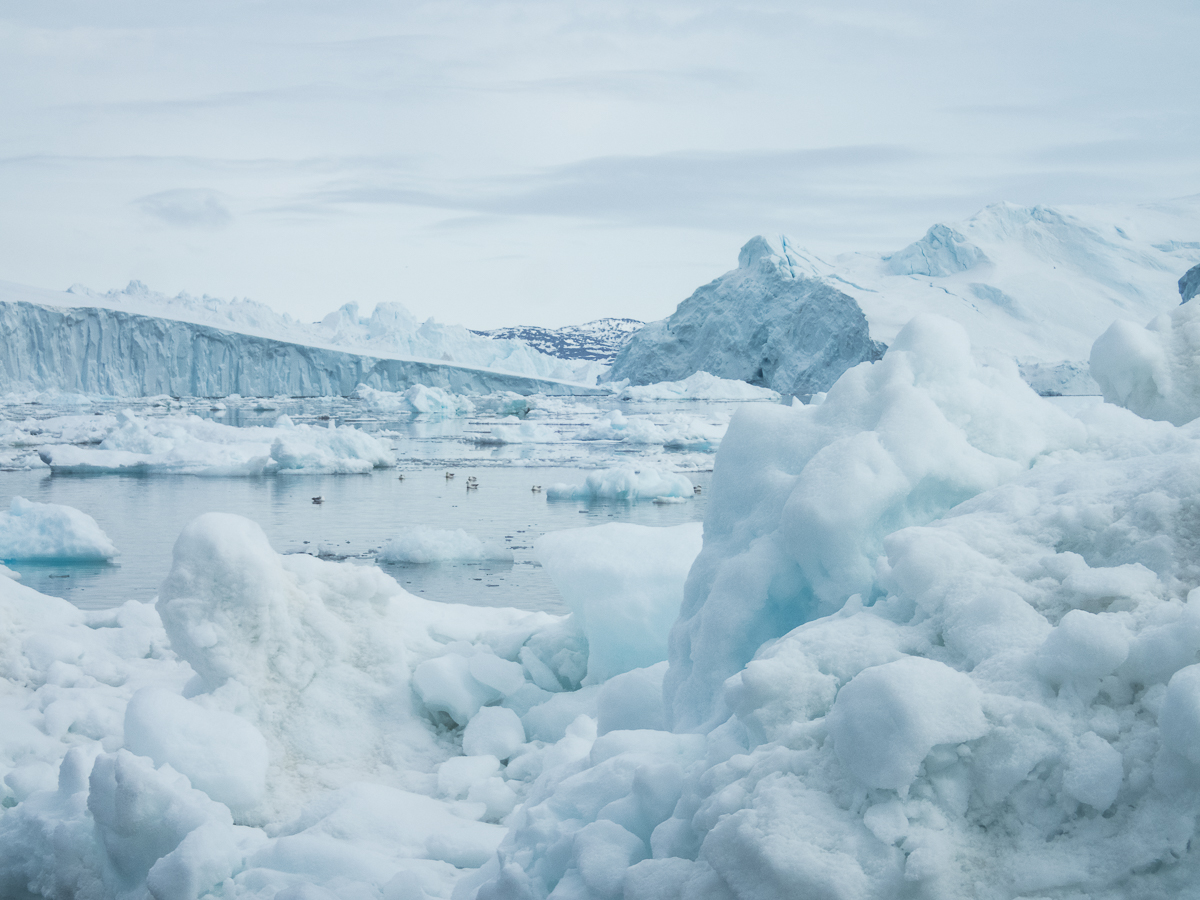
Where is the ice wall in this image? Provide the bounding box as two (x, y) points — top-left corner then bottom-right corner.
(0, 301), (597, 398)
(604, 236), (885, 398)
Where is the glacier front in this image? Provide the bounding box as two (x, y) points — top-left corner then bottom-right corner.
(0, 297), (598, 398)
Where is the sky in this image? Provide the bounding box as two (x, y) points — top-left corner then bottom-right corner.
(1, 0), (1198, 328)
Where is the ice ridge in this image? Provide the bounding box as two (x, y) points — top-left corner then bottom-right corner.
(604, 236), (886, 398)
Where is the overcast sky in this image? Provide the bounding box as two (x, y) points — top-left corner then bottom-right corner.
(2, 0), (1198, 327)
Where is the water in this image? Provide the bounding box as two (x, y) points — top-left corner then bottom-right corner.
(0, 394), (734, 612)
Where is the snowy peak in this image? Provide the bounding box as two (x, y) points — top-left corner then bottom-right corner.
(887, 223), (988, 277)
(471, 318), (644, 364)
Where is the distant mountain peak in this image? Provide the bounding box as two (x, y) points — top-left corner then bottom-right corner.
(472, 318), (643, 364)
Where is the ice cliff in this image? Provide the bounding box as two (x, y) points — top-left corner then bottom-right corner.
(605, 236), (886, 398)
(0, 297), (596, 398)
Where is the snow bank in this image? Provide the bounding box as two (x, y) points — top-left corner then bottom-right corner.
(537, 523), (703, 683)
(605, 236), (885, 396)
(0, 496), (118, 561)
(37, 409), (394, 474)
(546, 466), (694, 501)
(378, 528), (514, 564)
(616, 371), (780, 402)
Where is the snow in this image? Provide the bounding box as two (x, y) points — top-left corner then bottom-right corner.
(37, 409), (394, 475)
(0, 496), (118, 561)
(0, 281), (603, 398)
(545, 466), (695, 501)
(377, 528), (513, 564)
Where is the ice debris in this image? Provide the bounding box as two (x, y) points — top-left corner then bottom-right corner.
(0, 496), (118, 561)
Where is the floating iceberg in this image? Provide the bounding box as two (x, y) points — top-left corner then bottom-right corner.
(378, 527), (514, 564)
(352, 383), (477, 416)
(606, 236), (885, 397)
(0, 496), (118, 561)
(37, 409), (394, 475)
(545, 466), (694, 501)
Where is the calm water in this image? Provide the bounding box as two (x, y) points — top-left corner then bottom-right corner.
(0, 392), (722, 612)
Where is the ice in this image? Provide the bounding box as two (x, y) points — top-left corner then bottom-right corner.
(354, 383), (477, 416)
(606, 236), (885, 398)
(461, 708), (525, 761)
(887, 223), (988, 276)
(378, 528), (513, 564)
(0, 281), (602, 398)
(0, 496), (118, 561)
(576, 409), (726, 450)
(614, 371), (780, 402)
(1180, 262), (1200, 304)
(472, 417), (562, 445)
(37, 409), (394, 475)
(1090, 290), (1200, 425)
(536, 523), (702, 683)
(545, 466), (694, 502)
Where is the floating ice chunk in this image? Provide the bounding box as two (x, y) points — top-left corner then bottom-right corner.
(0, 496), (118, 561)
(473, 417), (561, 444)
(545, 466), (693, 502)
(378, 527), (513, 564)
(537, 523), (702, 683)
(123, 687), (269, 813)
(827, 656), (988, 791)
(617, 371), (780, 402)
(353, 383), (477, 416)
(462, 706), (525, 760)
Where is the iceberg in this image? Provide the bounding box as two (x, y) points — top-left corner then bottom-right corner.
(605, 236), (885, 398)
(615, 370), (780, 402)
(0, 496), (118, 561)
(377, 527), (514, 564)
(545, 466), (695, 501)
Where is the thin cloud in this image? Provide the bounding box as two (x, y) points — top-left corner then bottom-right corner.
(136, 188), (232, 229)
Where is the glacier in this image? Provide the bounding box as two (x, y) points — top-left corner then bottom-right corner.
(0, 280), (603, 398)
(605, 236), (886, 398)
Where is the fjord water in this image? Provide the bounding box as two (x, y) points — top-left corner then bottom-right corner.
(0, 396), (723, 611)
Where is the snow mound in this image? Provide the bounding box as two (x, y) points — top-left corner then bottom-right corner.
(0, 496), (118, 561)
(378, 528), (514, 564)
(616, 371), (780, 402)
(887, 223), (988, 276)
(545, 466), (694, 501)
(604, 236), (885, 397)
(37, 409), (394, 475)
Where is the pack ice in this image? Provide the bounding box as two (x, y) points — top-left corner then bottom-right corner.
(0, 280), (601, 398)
(12, 313), (1200, 900)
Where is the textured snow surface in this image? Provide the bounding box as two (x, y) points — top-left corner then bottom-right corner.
(35, 409), (394, 475)
(606, 235), (885, 398)
(0, 281), (602, 398)
(0, 496), (118, 561)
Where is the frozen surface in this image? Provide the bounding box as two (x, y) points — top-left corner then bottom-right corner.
(606, 236), (885, 398)
(0, 281), (602, 398)
(0, 496), (118, 561)
(615, 371), (780, 402)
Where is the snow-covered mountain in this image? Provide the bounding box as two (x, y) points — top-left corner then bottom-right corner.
(610, 198), (1200, 396)
(0, 280), (604, 397)
(606, 237), (885, 397)
(471, 318), (643, 364)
